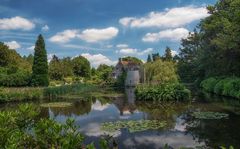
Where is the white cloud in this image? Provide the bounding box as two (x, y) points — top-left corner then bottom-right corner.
(49, 27), (118, 43)
(78, 27), (119, 43)
(117, 48), (137, 55)
(119, 6), (209, 28)
(116, 44), (128, 48)
(49, 29), (80, 43)
(81, 53), (117, 67)
(0, 16), (35, 30)
(142, 28), (189, 42)
(4, 41), (21, 49)
(91, 101), (110, 111)
(106, 45), (113, 48)
(119, 17), (135, 26)
(171, 50), (178, 56)
(47, 54), (54, 63)
(41, 25), (49, 32)
(117, 48), (153, 56)
(26, 45), (35, 51)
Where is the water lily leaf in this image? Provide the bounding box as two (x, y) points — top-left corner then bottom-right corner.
(101, 120), (167, 133)
(191, 112), (229, 119)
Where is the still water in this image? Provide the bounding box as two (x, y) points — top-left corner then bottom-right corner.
(1, 88), (240, 149)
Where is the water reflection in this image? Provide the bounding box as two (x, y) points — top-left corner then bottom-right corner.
(7, 88), (240, 148)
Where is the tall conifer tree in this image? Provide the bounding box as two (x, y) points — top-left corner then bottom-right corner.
(147, 54), (152, 63)
(164, 47), (173, 61)
(31, 34), (49, 86)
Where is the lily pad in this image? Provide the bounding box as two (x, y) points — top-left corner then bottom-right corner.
(101, 120), (167, 133)
(191, 111), (229, 119)
(40, 102), (73, 108)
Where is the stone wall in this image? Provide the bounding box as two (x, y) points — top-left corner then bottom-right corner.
(125, 70), (140, 87)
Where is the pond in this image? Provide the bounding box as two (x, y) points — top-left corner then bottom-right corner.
(1, 87), (240, 149)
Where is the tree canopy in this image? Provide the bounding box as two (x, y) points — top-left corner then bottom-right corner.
(72, 56), (91, 78)
(144, 59), (178, 84)
(178, 0), (240, 83)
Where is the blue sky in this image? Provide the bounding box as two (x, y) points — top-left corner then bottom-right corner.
(0, 0), (217, 67)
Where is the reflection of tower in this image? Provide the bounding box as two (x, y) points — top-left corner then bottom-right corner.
(125, 87), (136, 104)
(113, 87), (137, 116)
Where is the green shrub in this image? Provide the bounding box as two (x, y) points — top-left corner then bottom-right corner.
(200, 77), (219, 92)
(201, 77), (240, 99)
(0, 68), (31, 87)
(135, 83), (190, 101)
(214, 79), (225, 95)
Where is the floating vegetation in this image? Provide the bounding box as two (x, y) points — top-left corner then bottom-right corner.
(40, 102), (73, 108)
(101, 120), (167, 133)
(191, 111), (229, 119)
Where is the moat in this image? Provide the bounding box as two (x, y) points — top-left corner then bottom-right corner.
(1, 88), (240, 149)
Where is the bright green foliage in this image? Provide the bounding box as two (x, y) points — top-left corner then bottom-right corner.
(72, 56), (91, 78)
(101, 120), (167, 133)
(200, 77), (240, 99)
(200, 77), (219, 92)
(135, 83), (191, 101)
(31, 34), (49, 86)
(144, 59), (178, 84)
(163, 47), (173, 61)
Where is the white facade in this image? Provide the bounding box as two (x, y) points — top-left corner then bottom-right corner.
(125, 70), (140, 87)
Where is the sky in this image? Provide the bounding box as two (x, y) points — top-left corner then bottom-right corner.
(0, 0), (217, 67)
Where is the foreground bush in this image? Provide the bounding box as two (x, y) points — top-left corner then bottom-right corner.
(135, 83), (191, 101)
(0, 104), (85, 148)
(200, 77), (240, 99)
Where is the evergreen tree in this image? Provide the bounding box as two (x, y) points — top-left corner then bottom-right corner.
(147, 54), (152, 63)
(164, 47), (173, 61)
(31, 34), (49, 86)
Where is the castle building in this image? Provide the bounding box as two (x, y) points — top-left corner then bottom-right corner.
(112, 58), (144, 86)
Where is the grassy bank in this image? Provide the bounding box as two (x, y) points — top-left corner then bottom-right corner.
(0, 87), (44, 102)
(200, 77), (240, 99)
(44, 83), (98, 98)
(0, 83), (98, 103)
(135, 83), (191, 101)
